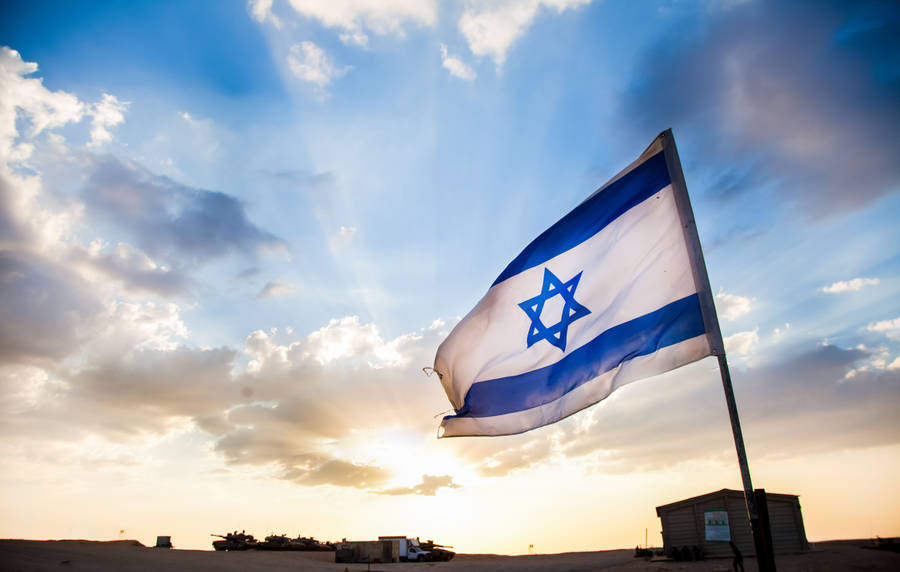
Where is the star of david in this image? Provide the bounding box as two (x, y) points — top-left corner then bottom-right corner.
(518, 268), (591, 351)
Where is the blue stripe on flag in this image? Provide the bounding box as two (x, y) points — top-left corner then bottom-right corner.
(449, 293), (705, 420)
(492, 151), (670, 287)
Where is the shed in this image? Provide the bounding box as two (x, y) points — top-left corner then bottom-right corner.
(656, 488), (808, 558)
(335, 540), (399, 564)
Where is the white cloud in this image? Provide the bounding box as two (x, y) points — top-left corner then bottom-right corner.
(724, 328), (759, 356)
(715, 290), (754, 321)
(257, 281), (295, 299)
(87, 300), (189, 357)
(867, 317), (900, 341)
(458, 0), (591, 68)
(888, 357), (900, 371)
(772, 322), (791, 341)
(88, 93), (128, 147)
(304, 316), (406, 366)
(286, 0), (436, 47)
(287, 41), (348, 90)
(340, 225), (356, 240)
(248, 0), (281, 28)
(821, 277), (880, 294)
(0, 47), (84, 160)
(440, 44), (476, 81)
(0, 47), (91, 252)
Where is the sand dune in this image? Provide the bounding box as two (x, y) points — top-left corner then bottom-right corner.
(1, 539), (897, 571)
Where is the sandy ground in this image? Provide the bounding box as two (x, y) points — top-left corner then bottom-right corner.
(0, 539), (897, 572)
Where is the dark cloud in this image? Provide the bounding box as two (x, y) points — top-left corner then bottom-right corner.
(82, 155), (286, 265)
(703, 166), (767, 205)
(1, 346), (239, 440)
(66, 244), (190, 296)
(291, 459), (392, 489)
(258, 168), (335, 191)
(214, 430), (393, 491)
(0, 172), (32, 248)
(0, 251), (102, 363)
(378, 474), (461, 496)
(72, 347), (238, 420)
(624, 0), (900, 217)
(453, 343), (899, 477)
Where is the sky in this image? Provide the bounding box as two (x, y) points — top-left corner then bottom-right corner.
(1, 0), (899, 555)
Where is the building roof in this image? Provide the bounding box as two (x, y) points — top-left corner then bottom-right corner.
(656, 488), (801, 516)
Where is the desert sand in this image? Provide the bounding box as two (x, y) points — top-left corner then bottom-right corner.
(1, 539), (897, 571)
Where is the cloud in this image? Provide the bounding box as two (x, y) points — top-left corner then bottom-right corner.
(67, 241), (190, 296)
(289, 458), (392, 488)
(458, 0), (591, 68)
(622, 0), (900, 217)
(0, 47), (452, 495)
(452, 342), (899, 477)
(772, 322), (791, 342)
(822, 277), (880, 294)
(81, 154), (286, 266)
(867, 317), (900, 341)
(715, 290), (754, 321)
(440, 44), (476, 81)
(67, 346), (237, 436)
(0, 251), (102, 363)
(257, 281), (295, 299)
(87, 94), (128, 147)
(248, 0), (281, 28)
(259, 168), (335, 191)
(285, 0), (436, 47)
(378, 474), (461, 496)
(724, 328), (759, 357)
(0, 47), (89, 253)
(477, 437), (556, 477)
(0, 47), (84, 159)
(724, 328), (759, 356)
(202, 318), (451, 489)
(287, 42), (349, 91)
(0, 294), (233, 440)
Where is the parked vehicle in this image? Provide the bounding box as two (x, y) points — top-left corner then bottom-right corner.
(210, 531), (258, 551)
(419, 539), (456, 561)
(378, 536), (430, 562)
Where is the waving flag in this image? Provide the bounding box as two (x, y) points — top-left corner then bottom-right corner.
(433, 130), (724, 437)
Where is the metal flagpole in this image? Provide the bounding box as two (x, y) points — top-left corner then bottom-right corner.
(717, 353), (774, 570)
(660, 129), (775, 571)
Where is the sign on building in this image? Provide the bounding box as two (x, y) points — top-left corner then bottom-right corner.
(704, 509), (730, 541)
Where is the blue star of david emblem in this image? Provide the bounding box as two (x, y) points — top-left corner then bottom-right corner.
(518, 268), (591, 351)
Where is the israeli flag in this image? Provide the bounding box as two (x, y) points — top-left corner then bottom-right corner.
(433, 130), (724, 437)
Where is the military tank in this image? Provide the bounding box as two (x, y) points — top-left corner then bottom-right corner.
(290, 535), (336, 551)
(419, 539), (455, 561)
(255, 534), (292, 550)
(211, 531), (259, 551)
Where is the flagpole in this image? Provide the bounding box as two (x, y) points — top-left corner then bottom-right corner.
(660, 129), (775, 571)
(717, 354), (755, 504)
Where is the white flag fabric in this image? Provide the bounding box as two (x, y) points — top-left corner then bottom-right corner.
(433, 130), (724, 437)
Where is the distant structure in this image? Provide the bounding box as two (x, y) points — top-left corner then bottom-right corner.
(656, 489), (808, 559)
(154, 536), (172, 549)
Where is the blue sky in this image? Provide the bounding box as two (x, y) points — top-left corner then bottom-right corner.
(1, 0), (898, 553)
